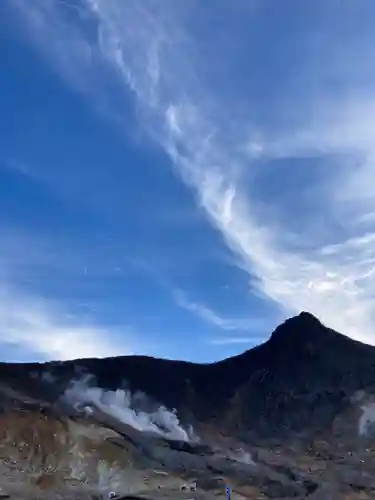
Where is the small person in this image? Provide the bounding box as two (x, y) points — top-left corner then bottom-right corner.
(225, 484), (231, 500)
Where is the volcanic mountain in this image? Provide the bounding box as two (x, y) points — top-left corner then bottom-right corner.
(1, 312), (375, 499)
(2, 311), (375, 440)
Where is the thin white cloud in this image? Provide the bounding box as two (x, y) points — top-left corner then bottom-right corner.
(12, 1), (375, 344)
(208, 336), (266, 346)
(174, 289), (272, 332)
(0, 286), (133, 361)
(10, 0), (95, 91)
(0, 231), (134, 362)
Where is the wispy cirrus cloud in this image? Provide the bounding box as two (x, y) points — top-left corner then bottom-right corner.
(0, 229), (134, 361)
(12, 0), (375, 344)
(0, 286), (131, 361)
(208, 336), (266, 347)
(174, 289), (271, 333)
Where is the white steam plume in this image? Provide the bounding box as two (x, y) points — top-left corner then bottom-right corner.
(228, 448), (256, 466)
(359, 402), (375, 436)
(62, 375), (195, 442)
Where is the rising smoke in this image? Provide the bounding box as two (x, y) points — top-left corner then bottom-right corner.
(359, 402), (375, 436)
(228, 448), (256, 466)
(62, 375), (196, 442)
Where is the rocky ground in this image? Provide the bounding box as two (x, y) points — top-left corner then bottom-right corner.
(0, 394), (374, 500)
(0, 313), (375, 498)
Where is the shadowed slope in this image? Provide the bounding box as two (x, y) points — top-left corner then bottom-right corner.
(0, 312), (375, 439)
(0, 314), (374, 498)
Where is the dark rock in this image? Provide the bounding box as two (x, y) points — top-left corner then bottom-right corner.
(1, 312), (375, 442)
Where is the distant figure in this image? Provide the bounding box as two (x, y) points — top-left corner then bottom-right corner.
(225, 485), (231, 500)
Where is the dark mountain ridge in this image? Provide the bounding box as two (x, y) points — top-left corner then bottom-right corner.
(1, 311), (375, 440)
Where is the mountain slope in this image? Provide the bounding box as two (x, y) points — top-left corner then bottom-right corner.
(1, 311), (375, 440)
(0, 313), (375, 498)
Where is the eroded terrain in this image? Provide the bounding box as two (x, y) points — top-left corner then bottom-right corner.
(1, 314), (375, 499)
(0, 392), (374, 500)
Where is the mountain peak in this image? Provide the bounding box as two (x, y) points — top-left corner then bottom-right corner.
(268, 311), (329, 346)
(292, 311), (325, 327)
(296, 310), (321, 321)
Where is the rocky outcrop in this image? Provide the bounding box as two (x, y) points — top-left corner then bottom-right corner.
(2, 311), (375, 442)
(0, 312), (375, 498)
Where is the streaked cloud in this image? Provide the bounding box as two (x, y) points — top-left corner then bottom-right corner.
(0, 230), (134, 361)
(174, 289), (270, 332)
(208, 336), (266, 347)
(0, 285), (132, 361)
(11, 0), (375, 345)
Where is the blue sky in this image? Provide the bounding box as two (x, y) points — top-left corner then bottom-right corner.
(1, 1), (375, 362)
